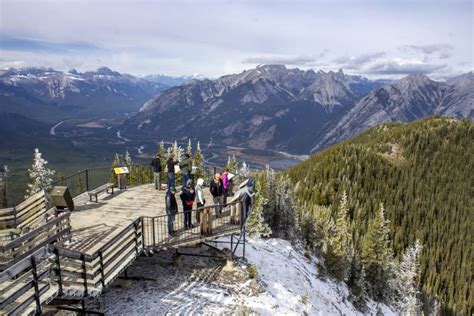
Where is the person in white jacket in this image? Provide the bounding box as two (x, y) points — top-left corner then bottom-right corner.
(195, 178), (205, 223)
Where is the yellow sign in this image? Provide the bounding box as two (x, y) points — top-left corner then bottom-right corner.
(114, 167), (130, 175)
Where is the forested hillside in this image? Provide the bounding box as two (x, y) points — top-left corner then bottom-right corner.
(287, 117), (473, 314)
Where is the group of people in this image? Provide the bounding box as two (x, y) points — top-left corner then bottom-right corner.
(152, 152), (234, 236)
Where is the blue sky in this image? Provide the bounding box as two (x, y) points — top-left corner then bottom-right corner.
(0, 0), (472, 78)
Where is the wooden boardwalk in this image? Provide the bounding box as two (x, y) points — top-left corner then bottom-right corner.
(66, 184), (215, 255)
(1, 183), (249, 314)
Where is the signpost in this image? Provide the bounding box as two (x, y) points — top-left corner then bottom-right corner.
(114, 167), (130, 190)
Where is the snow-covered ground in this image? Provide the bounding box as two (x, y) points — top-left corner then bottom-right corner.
(87, 238), (395, 315)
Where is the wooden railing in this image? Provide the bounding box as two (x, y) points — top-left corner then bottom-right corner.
(52, 197), (248, 299)
(0, 191), (48, 232)
(0, 212), (71, 271)
(54, 218), (143, 298)
(0, 247), (57, 316)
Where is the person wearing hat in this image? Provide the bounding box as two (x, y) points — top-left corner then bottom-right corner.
(195, 178), (205, 223)
(180, 179), (196, 229)
(165, 186), (178, 236)
(150, 153), (163, 190)
(210, 173), (224, 217)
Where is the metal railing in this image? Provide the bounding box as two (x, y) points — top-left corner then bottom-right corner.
(141, 199), (243, 249)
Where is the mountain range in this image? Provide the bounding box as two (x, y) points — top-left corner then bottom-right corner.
(122, 65), (473, 154)
(0, 67), (180, 122)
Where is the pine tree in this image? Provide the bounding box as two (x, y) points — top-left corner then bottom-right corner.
(193, 141), (204, 180)
(326, 191), (353, 281)
(348, 258), (368, 311)
(26, 148), (55, 198)
(186, 139), (192, 156)
(239, 161), (250, 178)
(361, 203), (392, 300)
(124, 150), (132, 168)
(173, 141), (183, 162)
(390, 240), (422, 315)
(246, 177), (272, 238)
(226, 155), (238, 173)
(158, 141), (165, 158)
(110, 153), (122, 185)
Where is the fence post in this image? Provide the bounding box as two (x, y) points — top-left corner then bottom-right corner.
(81, 254), (88, 297)
(30, 256), (42, 314)
(85, 169), (90, 192)
(99, 251), (105, 289)
(54, 247), (63, 296)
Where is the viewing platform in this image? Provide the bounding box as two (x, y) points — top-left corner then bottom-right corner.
(0, 167), (251, 315)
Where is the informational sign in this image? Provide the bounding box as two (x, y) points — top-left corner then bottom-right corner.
(114, 167), (130, 175)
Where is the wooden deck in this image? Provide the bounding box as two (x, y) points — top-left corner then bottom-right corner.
(67, 184), (214, 255)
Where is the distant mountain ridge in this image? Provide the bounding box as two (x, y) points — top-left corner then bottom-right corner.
(123, 65), (472, 154)
(123, 64), (383, 153)
(312, 71), (473, 152)
(0, 67), (179, 122)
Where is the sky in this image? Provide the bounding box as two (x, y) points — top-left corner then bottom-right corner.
(0, 0), (472, 79)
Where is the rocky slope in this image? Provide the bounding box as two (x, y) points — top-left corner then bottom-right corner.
(311, 72), (473, 152)
(123, 65), (381, 153)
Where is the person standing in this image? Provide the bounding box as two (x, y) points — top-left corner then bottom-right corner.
(195, 178), (205, 223)
(167, 155), (178, 190)
(210, 173), (224, 217)
(150, 153), (162, 190)
(165, 187), (178, 236)
(222, 168), (230, 205)
(179, 153), (193, 189)
(180, 179), (196, 229)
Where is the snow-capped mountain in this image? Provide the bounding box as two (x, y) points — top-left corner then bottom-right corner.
(0, 67), (170, 120)
(123, 65), (382, 153)
(312, 72), (474, 152)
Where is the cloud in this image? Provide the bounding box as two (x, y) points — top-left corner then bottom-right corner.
(365, 59), (447, 75)
(333, 52), (386, 70)
(242, 54), (317, 66)
(403, 44), (453, 59)
(0, 36), (99, 53)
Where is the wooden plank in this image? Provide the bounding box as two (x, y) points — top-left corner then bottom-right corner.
(0, 247), (47, 282)
(0, 208), (15, 216)
(15, 202), (46, 227)
(91, 219), (141, 259)
(4, 282), (50, 315)
(15, 191), (44, 212)
(0, 213), (69, 252)
(0, 268), (49, 309)
(0, 228), (70, 271)
(15, 198), (45, 221)
(55, 246), (93, 261)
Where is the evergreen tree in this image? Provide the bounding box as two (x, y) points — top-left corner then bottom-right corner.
(391, 240), (422, 315)
(173, 141), (184, 162)
(326, 191), (353, 281)
(348, 258), (368, 311)
(246, 177), (272, 238)
(124, 150), (132, 168)
(158, 141), (165, 158)
(239, 161), (250, 178)
(193, 141), (204, 180)
(110, 153), (122, 185)
(226, 155), (238, 173)
(361, 203), (392, 300)
(186, 139), (192, 156)
(26, 148), (55, 198)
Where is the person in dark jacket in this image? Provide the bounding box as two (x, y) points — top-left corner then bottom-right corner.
(179, 153), (193, 189)
(165, 187), (178, 236)
(167, 155), (178, 190)
(150, 153), (162, 190)
(180, 179), (196, 229)
(210, 173), (224, 217)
